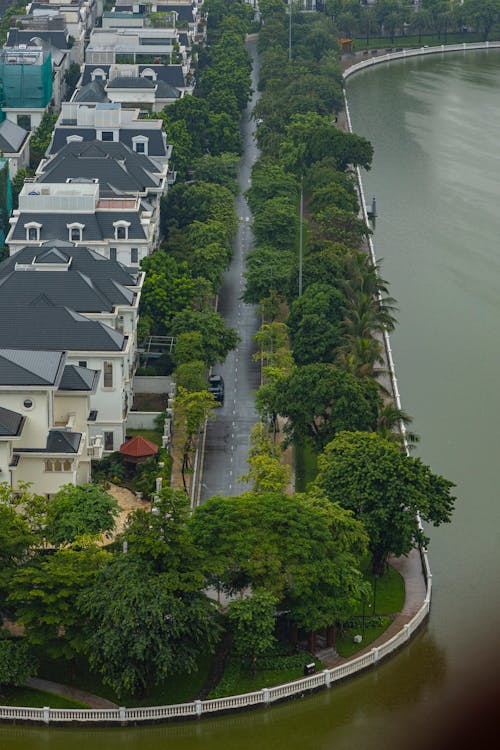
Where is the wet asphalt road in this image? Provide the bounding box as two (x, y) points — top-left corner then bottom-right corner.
(199, 40), (261, 503)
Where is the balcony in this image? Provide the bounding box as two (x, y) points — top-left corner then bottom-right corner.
(87, 435), (104, 460)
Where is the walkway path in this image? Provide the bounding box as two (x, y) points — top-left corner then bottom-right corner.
(319, 549), (427, 668)
(26, 678), (118, 709)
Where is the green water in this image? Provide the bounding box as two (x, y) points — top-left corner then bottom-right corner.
(4, 51), (500, 748)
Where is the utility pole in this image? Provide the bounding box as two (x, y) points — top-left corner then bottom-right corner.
(298, 177), (303, 296)
(288, 0), (292, 62)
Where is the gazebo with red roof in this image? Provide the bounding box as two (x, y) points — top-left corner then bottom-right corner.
(119, 435), (159, 463)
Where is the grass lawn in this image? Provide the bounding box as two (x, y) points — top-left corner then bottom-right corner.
(294, 439), (318, 492)
(34, 651), (213, 707)
(126, 429), (163, 447)
(209, 656), (324, 699)
(0, 686), (88, 709)
(352, 32), (486, 52)
(336, 617), (392, 659)
(334, 561), (405, 658)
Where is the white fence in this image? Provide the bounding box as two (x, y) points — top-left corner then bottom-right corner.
(0, 38), (450, 729)
(0, 596), (430, 725)
(343, 40), (500, 79)
(126, 411), (162, 430)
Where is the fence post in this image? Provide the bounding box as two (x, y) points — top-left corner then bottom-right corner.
(372, 647), (379, 663)
(262, 688), (270, 706)
(195, 700), (202, 718)
(43, 706), (50, 725)
(404, 623), (410, 640)
(119, 706), (126, 725)
(324, 670), (331, 688)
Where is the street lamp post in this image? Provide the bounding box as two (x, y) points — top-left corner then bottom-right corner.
(298, 177), (303, 296)
(289, 1), (292, 62)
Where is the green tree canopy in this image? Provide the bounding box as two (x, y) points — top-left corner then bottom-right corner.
(190, 490), (368, 631)
(79, 555), (220, 697)
(0, 636), (34, 687)
(257, 364), (381, 451)
(171, 310), (239, 366)
(314, 431), (456, 573)
(45, 484), (119, 546)
(228, 591), (278, 673)
(287, 282), (346, 365)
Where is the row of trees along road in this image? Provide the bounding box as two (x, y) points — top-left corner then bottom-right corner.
(326, 0), (500, 44)
(246, 0), (455, 602)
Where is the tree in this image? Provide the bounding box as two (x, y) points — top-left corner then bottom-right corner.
(287, 283), (345, 365)
(44, 484), (119, 546)
(11, 167), (34, 210)
(0, 636), (34, 687)
(171, 310), (240, 366)
(174, 331), (206, 365)
(463, 0), (500, 40)
(252, 196), (299, 250)
(190, 490), (368, 632)
(174, 386), (217, 489)
(0, 501), (35, 610)
(228, 591), (278, 673)
(7, 544), (109, 658)
(176, 360), (207, 393)
(79, 555), (220, 697)
(239, 423), (290, 492)
(257, 364), (381, 451)
(192, 153), (239, 195)
(29, 112), (58, 169)
(314, 431), (455, 574)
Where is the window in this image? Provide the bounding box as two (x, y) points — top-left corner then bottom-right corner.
(78, 360), (87, 368)
(45, 459), (74, 472)
(113, 221), (130, 241)
(67, 223), (84, 242)
(45, 459), (53, 472)
(92, 68), (106, 81)
(104, 431), (114, 451)
(141, 68), (157, 82)
(25, 223), (42, 242)
(23, 398), (34, 410)
(132, 135), (148, 155)
(103, 361), (113, 388)
(101, 131), (114, 141)
(17, 114), (31, 130)
(110, 247), (117, 261)
(66, 135), (83, 144)
(130, 247), (138, 264)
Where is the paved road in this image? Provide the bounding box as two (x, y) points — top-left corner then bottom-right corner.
(200, 40), (261, 502)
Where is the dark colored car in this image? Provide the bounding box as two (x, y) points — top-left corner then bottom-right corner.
(208, 374), (224, 404)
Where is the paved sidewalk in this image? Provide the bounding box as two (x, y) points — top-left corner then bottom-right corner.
(26, 678), (118, 709)
(320, 548), (427, 668)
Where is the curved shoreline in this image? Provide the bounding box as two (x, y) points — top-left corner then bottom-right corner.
(1, 34), (469, 731)
(342, 39), (500, 79)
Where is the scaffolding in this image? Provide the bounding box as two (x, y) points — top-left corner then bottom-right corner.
(0, 48), (52, 110)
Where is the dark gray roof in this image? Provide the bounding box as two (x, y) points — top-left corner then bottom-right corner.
(48, 126), (167, 158)
(0, 269), (134, 312)
(107, 76), (156, 89)
(139, 64), (185, 88)
(11, 210), (148, 243)
(2, 244), (140, 288)
(0, 120), (28, 153)
(16, 429), (82, 453)
(156, 80), (181, 99)
(37, 140), (161, 196)
(73, 80), (109, 103)
(80, 64), (111, 86)
(59, 364), (99, 392)
(6, 29), (69, 50)
(0, 348), (66, 386)
(0, 406), (25, 437)
(0, 307), (126, 352)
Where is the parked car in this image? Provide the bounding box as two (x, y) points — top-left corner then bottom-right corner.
(208, 374), (224, 404)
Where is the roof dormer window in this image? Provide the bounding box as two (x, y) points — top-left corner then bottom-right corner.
(67, 222), (85, 242)
(91, 68), (106, 82)
(25, 222), (42, 242)
(132, 135), (148, 155)
(141, 68), (157, 82)
(114, 221), (130, 241)
(66, 135), (83, 144)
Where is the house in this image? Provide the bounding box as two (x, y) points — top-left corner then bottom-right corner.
(7, 181), (157, 266)
(85, 26), (187, 66)
(0, 348), (102, 495)
(0, 305), (133, 453)
(0, 241), (144, 347)
(26, 0), (104, 37)
(48, 102), (173, 173)
(0, 46), (52, 131)
(35, 139), (169, 213)
(0, 120), (30, 177)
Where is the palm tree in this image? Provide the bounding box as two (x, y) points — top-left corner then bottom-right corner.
(335, 334), (387, 382)
(376, 404), (420, 449)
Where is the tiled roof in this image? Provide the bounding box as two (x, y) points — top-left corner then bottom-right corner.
(59, 364), (99, 392)
(73, 80), (109, 103)
(10, 210), (148, 243)
(0, 348), (66, 386)
(0, 120), (28, 154)
(0, 406), (24, 437)
(107, 76), (156, 89)
(48, 126), (167, 158)
(0, 307), (126, 352)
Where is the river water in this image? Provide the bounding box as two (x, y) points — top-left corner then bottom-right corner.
(4, 50), (500, 748)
